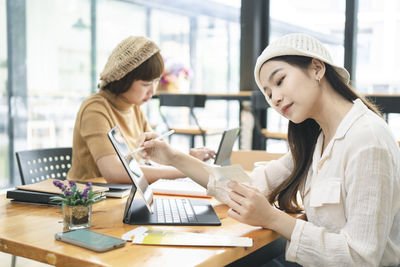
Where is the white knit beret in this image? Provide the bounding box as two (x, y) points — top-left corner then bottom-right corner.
(254, 33), (350, 91)
(99, 36), (160, 89)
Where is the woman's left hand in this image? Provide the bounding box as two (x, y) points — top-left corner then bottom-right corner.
(189, 147), (216, 161)
(225, 181), (277, 228)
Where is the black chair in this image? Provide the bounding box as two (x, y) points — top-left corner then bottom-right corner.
(11, 147), (72, 266)
(251, 90), (287, 150)
(158, 93), (223, 148)
(15, 147), (72, 185)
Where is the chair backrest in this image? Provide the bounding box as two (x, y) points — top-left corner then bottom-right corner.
(158, 94), (207, 131)
(158, 93), (206, 108)
(230, 150), (284, 171)
(15, 147), (72, 185)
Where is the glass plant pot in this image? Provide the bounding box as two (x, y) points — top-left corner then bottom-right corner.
(62, 203), (92, 230)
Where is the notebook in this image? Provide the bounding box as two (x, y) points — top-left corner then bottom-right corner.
(107, 126), (221, 226)
(149, 127), (240, 197)
(88, 182), (131, 198)
(7, 179), (107, 205)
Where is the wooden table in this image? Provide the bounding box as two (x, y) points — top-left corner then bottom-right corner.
(0, 194), (282, 266)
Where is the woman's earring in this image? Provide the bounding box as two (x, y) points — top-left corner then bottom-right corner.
(317, 77), (321, 84)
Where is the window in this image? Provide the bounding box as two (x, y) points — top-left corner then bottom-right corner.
(356, 0), (400, 94)
(270, 0), (346, 68)
(26, 0), (91, 149)
(0, 0), (8, 187)
(356, 0), (400, 140)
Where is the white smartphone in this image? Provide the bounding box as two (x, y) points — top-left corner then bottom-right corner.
(55, 229), (126, 252)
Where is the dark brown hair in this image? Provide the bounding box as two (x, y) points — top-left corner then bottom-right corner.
(103, 52), (164, 95)
(266, 55), (381, 213)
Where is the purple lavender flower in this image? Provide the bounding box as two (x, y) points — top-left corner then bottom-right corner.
(52, 180), (96, 206)
(53, 180), (62, 188)
(68, 180), (76, 188)
(53, 180), (67, 192)
(82, 188), (89, 200)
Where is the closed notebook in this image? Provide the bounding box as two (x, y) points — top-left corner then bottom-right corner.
(6, 189), (106, 205)
(6, 189), (59, 205)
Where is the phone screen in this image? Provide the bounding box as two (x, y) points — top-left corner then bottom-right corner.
(55, 229), (126, 252)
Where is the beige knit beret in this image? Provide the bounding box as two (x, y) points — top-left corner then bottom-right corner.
(254, 33), (350, 92)
(99, 36), (160, 89)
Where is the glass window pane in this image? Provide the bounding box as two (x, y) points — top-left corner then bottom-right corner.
(26, 0), (91, 149)
(0, 0), (9, 187)
(97, 0), (147, 80)
(196, 16), (229, 94)
(151, 10), (191, 92)
(356, 0), (400, 94)
(270, 0), (346, 67)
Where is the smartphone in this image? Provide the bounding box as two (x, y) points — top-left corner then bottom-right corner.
(55, 229), (126, 252)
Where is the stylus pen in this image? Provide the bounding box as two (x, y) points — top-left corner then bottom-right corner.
(127, 129), (175, 157)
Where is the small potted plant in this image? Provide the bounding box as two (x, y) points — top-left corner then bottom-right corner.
(51, 180), (97, 230)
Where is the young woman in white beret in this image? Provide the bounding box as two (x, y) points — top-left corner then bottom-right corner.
(68, 36), (214, 183)
(137, 33), (400, 266)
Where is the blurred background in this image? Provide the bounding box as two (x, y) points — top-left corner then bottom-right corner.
(1, 0), (400, 189)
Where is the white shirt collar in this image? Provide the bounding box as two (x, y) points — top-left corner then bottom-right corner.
(307, 99), (368, 194)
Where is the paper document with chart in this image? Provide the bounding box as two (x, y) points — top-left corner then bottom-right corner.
(122, 226), (253, 247)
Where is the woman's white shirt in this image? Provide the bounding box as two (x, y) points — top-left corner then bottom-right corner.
(210, 99), (400, 266)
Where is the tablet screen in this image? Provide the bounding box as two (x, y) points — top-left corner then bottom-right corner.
(107, 126), (153, 213)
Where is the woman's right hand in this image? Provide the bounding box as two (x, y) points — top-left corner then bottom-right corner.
(136, 132), (177, 166)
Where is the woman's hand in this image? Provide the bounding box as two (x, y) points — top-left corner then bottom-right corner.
(225, 181), (278, 229)
(189, 147), (216, 161)
(136, 132), (178, 166)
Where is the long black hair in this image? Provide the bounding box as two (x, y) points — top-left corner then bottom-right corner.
(266, 55), (381, 213)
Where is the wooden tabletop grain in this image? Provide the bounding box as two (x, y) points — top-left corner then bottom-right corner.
(0, 194), (282, 267)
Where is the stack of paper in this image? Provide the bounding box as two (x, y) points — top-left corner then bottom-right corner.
(149, 178), (208, 198)
(89, 182), (131, 198)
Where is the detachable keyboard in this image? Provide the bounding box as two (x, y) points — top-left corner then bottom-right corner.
(154, 198), (196, 224)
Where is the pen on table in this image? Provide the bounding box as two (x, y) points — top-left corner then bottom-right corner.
(126, 129), (175, 157)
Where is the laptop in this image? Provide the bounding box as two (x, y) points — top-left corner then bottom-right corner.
(213, 127), (240, 166)
(107, 126), (221, 226)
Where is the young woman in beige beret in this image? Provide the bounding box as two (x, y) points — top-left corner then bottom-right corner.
(68, 36), (214, 183)
(137, 33), (400, 266)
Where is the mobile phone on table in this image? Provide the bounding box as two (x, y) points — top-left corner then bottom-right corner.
(55, 229), (126, 252)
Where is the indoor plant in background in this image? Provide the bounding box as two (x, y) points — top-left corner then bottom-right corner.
(51, 180), (97, 230)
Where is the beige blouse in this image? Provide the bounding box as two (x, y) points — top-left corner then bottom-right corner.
(68, 90), (151, 180)
(209, 99), (400, 266)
